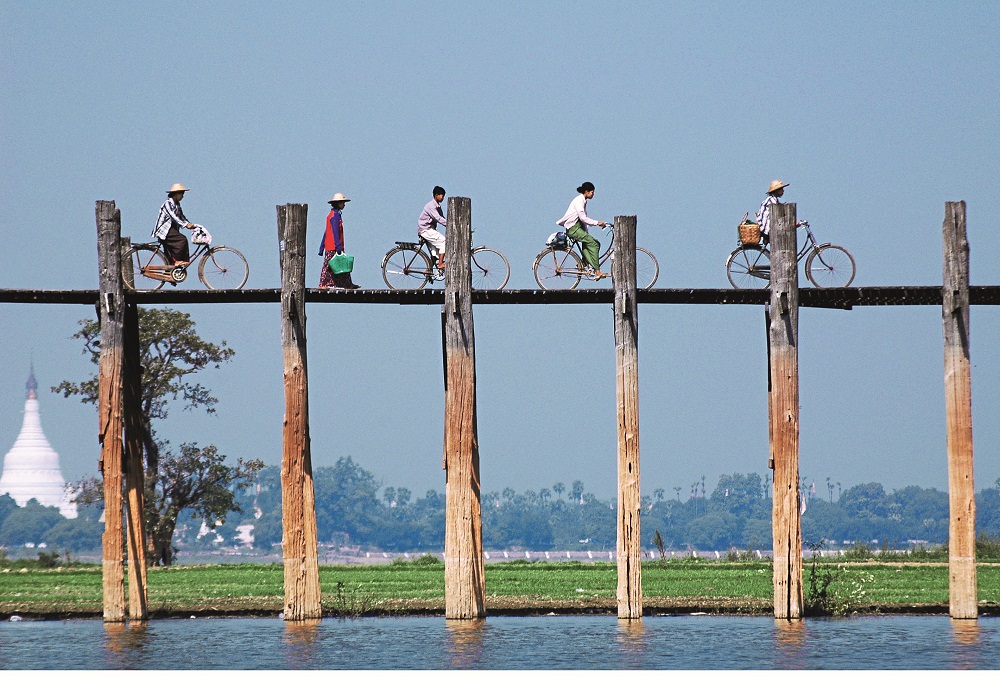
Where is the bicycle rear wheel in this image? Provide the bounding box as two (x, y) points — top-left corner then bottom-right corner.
(636, 247), (659, 289)
(122, 246), (167, 291)
(382, 246), (431, 289)
(533, 248), (582, 290)
(805, 244), (855, 287)
(726, 245), (771, 289)
(470, 247), (510, 290)
(198, 247), (249, 290)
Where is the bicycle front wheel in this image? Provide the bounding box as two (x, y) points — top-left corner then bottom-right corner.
(122, 246), (167, 291)
(382, 246), (431, 289)
(533, 248), (582, 290)
(198, 247), (249, 290)
(726, 245), (771, 289)
(470, 247), (510, 290)
(806, 244), (855, 287)
(636, 247), (659, 289)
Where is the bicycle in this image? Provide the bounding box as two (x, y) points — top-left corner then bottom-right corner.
(381, 234), (510, 290)
(725, 221), (855, 289)
(122, 237), (249, 291)
(532, 223), (659, 290)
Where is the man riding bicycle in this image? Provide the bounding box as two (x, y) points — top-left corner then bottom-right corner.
(418, 186), (448, 278)
(756, 179), (806, 246)
(153, 183), (200, 266)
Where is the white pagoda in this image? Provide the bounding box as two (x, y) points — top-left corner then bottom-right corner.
(0, 368), (77, 518)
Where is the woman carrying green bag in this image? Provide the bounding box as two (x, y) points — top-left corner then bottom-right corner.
(318, 192), (360, 290)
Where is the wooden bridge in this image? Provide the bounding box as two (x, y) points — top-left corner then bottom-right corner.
(6, 285), (1000, 306)
(0, 199), (982, 623)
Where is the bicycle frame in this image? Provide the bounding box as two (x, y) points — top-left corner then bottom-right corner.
(133, 241), (210, 281)
(796, 229), (820, 264)
(401, 238), (438, 280)
(391, 237), (498, 279)
(554, 226), (616, 276)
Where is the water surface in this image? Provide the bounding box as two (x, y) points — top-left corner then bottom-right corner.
(1, 615), (996, 670)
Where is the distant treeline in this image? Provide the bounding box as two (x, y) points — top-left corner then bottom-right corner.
(4, 456), (1000, 554)
(241, 458), (1000, 552)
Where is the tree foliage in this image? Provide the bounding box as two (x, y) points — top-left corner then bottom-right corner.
(247, 466), (1000, 553)
(55, 307), (257, 565)
(54, 308), (234, 473)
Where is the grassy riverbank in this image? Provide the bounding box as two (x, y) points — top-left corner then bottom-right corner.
(3, 559), (1000, 619)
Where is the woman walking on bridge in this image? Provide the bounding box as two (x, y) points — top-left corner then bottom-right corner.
(318, 192), (360, 289)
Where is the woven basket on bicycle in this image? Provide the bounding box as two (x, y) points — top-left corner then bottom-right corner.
(738, 222), (761, 245)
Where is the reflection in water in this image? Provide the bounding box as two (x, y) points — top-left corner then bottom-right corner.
(446, 619), (487, 669)
(950, 619), (982, 670)
(103, 621), (149, 669)
(773, 619), (807, 669)
(616, 619), (648, 668)
(283, 620), (321, 669)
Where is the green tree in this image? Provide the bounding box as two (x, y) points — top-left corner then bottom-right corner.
(0, 494), (18, 528)
(687, 511), (741, 550)
(43, 516), (103, 552)
(977, 480), (1000, 537)
(55, 308), (260, 566)
(314, 457), (383, 545)
(54, 308), (235, 475)
(0, 499), (65, 546)
(73, 442), (261, 564)
(710, 473), (765, 518)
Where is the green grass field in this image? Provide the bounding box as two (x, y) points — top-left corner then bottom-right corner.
(2, 559), (999, 618)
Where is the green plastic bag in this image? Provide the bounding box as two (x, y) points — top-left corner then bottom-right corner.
(328, 253), (355, 274)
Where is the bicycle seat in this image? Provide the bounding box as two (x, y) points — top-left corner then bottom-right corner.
(395, 241), (420, 250)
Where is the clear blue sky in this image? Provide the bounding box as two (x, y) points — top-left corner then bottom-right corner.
(2, 2), (999, 501)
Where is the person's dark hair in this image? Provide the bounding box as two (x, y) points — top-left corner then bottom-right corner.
(433, 186), (446, 197)
(577, 182), (595, 194)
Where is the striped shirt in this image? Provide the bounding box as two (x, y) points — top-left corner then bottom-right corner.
(755, 194), (781, 241)
(153, 198), (189, 240)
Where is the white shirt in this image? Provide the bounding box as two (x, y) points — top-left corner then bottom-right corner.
(556, 194), (602, 231)
(417, 199), (447, 232)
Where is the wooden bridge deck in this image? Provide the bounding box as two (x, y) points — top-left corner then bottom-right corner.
(3, 285), (1000, 307)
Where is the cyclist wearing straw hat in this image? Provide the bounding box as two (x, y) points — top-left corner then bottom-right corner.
(756, 179), (806, 246)
(153, 183), (197, 266)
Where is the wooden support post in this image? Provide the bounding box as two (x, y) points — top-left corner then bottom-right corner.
(121, 239), (148, 621)
(769, 203), (803, 620)
(942, 201), (977, 619)
(277, 203), (322, 621)
(765, 306), (774, 471)
(443, 196), (486, 620)
(96, 201), (126, 623)
(612, 215), (642, 619)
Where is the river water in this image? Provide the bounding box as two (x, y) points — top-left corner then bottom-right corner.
(0, 615), (997, 670)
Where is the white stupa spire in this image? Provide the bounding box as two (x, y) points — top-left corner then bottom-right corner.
(0, 367), (77, 518)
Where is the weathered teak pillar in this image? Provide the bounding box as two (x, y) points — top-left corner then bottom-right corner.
(612, 215), (642, 619)
(765, 306), (775, 471)
(443, 196), (486, 620)
(942, 200), (977, 619)
(277, 203), (322, 621)
(769, 203), (803, 620)
(121, 261), (148, 621)
(96, 201), (126, 622)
